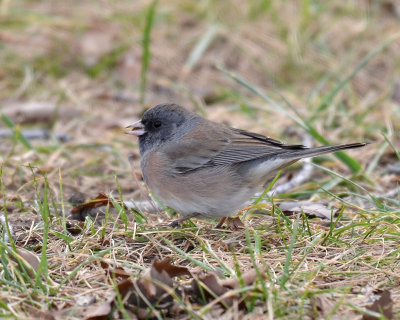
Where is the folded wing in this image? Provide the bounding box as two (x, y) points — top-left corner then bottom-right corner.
(162, 122), (308, 173)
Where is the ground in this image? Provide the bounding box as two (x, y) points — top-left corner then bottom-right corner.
(0, 1), (399, 319)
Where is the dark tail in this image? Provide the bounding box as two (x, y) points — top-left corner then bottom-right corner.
(281, 142), (367, 159)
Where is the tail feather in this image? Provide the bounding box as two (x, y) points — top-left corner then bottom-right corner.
(281, 142), (367, 159)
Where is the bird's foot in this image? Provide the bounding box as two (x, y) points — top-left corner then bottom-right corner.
(167, 218), (187, 228)
(215, 217), (244, 230)
(157, 213), (200, 228)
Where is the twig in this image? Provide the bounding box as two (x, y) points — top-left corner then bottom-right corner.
(0, 129), (71, 142)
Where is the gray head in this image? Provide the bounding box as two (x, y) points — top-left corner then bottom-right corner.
(126, 103), (200, 154)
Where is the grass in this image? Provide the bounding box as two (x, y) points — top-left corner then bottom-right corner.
(140, 0), (158, 105)
(0, 0), (400, 319)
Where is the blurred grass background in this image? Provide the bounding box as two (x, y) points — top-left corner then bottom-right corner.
(1, 0), (399, 200)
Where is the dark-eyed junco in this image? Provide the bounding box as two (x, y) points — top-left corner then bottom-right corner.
(127, 103), (366, 225)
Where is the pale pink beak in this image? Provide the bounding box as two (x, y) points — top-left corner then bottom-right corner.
(125, 120), (146, 136)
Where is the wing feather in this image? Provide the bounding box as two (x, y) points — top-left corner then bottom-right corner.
(161, 122), (307, 173)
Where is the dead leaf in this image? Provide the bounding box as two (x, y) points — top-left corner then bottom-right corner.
(8, 248), (40, 278)
(71, 193), (113, 215)
(200, 272), (229, 295)
(311, 294), (335, 319)
(362, 290), (393, 320)
(76, 296), (97, 307)
(116, 279), (135, 298)
(221, 267), (265, 289)
(23, 304), (55, 320)
(69, 193), (127, 222)
(17, 248), (40, 273)
(66, 221), (85, 235)
(78, 259), (269, 318)
(84, 280), (136, 320)
(5, 204), (18, 212)
(152, 258), (192, 278)
(134, 261), (175, 307)
(100, 261), (131, 279)
(189, 267), (265, 307)
(85, 295), (115, 320)
(278, 201), (334, 219)
(86, 258), (187, 319)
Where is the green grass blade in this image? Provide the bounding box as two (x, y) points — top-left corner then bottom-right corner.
(218, 66), (363, 173)
(308, 34), (400, 123)
(253, 170), (281, 205)
(34, 176), (50, 292)
(383, 133), (400, 162)
(87, 44), (129, 78)
(311, 163), (387, 210)
(184, 24), (219, 72)
(366, 141), (388, 175)
(218, 66), (307, 129)
(321, 206), (345, 245)
(160, 236), (216, 272)
(0, 111), (33, 150)
(279, 213), (300, 287)
(140, 0), (158, 105)
(55, 243), (122, 293)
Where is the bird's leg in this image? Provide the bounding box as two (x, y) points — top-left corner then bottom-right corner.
(215, 217), (227, 228)
(167, 212), (200, 228)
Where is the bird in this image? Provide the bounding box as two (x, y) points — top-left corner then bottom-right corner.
(126, 103), (366, 227)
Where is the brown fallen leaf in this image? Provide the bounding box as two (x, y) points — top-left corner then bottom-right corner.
(8, 248), (40, 278)
(221, 268), (264, 289)
(84, 280), (139, 320)
(17, 248), (40, 272)
(84, 258), (188, 319)
(70, 193), (124, 222)
(126, 259), (190, 310)
(66, 221), (85, 235)
(100, 261), (131, 279)
(82, 259), (268, 318)
(192, 272), (229, 297)
(23, 304), (55, 320)
(71, 193), (113, 215)
(85, 295), (115, 320)
(189, 267), (266, 307)
(0, 203), (19, 213)
(133, 261), (175, 308)
(69, 193), (130, 222)
(278, 201), (335, 220)
(362, 290), (393, 320)
(152, 258), (192, 278)
(311, 294), (335, 319)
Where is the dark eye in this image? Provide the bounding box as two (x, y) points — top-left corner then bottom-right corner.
(153, 120), (162, 128)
